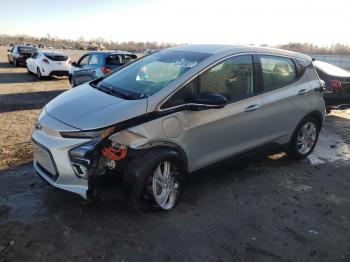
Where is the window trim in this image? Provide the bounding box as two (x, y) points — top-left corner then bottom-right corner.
(158, 52), (259, 111)
(256, 53), (305, 94)
(77, 54), (90, 67)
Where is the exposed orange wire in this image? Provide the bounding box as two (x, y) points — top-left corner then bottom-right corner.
(101, 146), (127, 161)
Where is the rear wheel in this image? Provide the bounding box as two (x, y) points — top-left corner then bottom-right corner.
(37, 68), (42, 79)
(13, 59), (18, 67)
(126, 148), (184, 212)
(287, 117), (320, 159)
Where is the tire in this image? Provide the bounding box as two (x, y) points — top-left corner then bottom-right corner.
(125, 148), (185, 212)
(13, 59), (18, 67)
(287, 117), (320, 159)
(37, 68), (42, 80)
(71, 77), (76, 88)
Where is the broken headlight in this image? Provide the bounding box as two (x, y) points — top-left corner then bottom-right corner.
(60, 126), (115, 139)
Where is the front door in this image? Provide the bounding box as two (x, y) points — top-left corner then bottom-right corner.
(72, 54), (90, 85)
(174, 54), (264, 171)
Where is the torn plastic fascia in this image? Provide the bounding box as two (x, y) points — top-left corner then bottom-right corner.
(109, 129), (149, 149)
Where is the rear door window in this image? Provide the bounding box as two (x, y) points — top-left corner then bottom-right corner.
(106, 54), (137, 66)
(260, 55), (296, 91)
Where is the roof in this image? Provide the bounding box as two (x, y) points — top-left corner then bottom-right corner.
(167, 44), (311, 60)
(16, 45), (36, 48)
(88, 50), (135, 55)
(40, 51), (67, 56)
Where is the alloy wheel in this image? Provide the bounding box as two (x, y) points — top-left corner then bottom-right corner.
(151, 160), (180, 210)
(296, 121), (317, 155)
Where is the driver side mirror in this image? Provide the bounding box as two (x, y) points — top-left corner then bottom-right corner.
(71, 61), (77, 67)
(188, 93), (228, 110)
(7, 49), (11, 52)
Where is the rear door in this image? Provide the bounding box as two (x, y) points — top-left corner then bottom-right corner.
(257, 54), (312, 145)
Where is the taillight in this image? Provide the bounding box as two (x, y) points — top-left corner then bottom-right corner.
(329, 79), (342, 89)
(101, 66), (111, 74)
(42, 58), (49, 64)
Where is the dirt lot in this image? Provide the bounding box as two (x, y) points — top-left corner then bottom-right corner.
(0, 47), (85, 169)
(0, 47), (350, 261)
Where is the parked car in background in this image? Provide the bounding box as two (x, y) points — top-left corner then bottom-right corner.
(32, 45), (325, 211)
(7, 45), (38, 67)
(69, 51), (137, 87)
(43, 45), (54, 50)
(313, 60), (350, 106)
(26, 51), (71, 79)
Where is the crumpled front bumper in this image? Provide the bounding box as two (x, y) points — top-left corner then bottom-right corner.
(32, 112), (90, 199)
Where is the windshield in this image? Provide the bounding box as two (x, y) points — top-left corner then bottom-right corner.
(18, 46), (37, 53)
(313, 60), (350, 77)
(98, 50), (210, 98)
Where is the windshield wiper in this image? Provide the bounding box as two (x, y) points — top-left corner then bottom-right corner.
(90, 77), (104, 88)
(98, 84), (139, 100)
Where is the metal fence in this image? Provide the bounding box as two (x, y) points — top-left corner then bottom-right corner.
(309, 54), (350, 70)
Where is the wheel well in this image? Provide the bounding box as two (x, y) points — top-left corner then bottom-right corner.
(305, 111), (323, 130)
(136, 144), (188, 173)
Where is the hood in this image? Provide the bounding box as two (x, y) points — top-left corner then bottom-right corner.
(45, 83), (148, 130)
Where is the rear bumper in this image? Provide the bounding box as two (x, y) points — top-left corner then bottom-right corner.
(16, 57), (27, 64)
(49, 70), (69, 76)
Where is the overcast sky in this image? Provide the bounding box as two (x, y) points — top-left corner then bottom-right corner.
(0, 0), (349, 46)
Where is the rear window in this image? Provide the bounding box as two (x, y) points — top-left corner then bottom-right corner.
(106, 54), (137, 65)
(44, 53), (68, 61)
(260, 55), (297, 91)
(18, 47), (37, 53)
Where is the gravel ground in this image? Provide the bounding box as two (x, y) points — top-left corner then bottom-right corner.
(0, 47), (350, 262)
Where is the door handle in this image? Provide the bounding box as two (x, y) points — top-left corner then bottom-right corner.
(245, 104), (260, 112)
(298, 89), (309, 95)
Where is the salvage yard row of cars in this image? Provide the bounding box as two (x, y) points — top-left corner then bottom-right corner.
(5, 44), (350, 211)
(7, 45), (138, 86)
(7, 44), (350, 104)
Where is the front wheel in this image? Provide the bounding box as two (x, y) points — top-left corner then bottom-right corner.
(126, 149), (184, 212)
(287, 117), (320, 159)
(70, 77), (76, 88)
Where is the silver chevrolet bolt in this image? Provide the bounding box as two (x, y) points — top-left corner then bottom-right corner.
(32, 45), (325, 211)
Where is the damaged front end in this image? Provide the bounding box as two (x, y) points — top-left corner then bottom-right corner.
(60, 126), (133, 200)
